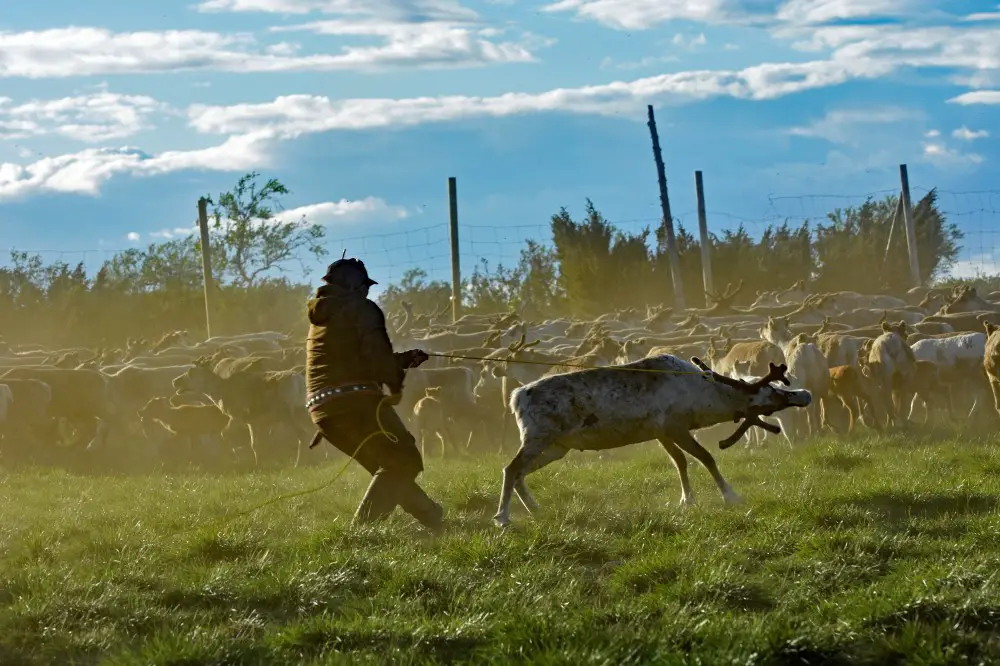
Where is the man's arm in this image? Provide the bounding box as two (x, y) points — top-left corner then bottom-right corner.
(356, 302), (406, 393)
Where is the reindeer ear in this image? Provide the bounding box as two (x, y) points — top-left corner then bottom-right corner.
(986, 322), (998, 336)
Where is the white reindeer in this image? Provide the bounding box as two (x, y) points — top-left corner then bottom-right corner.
(759, 317), (830, 443)
(493, 355), (812, 527)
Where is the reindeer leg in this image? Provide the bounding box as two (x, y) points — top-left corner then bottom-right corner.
(246, 422), (258, 468)
(495, 440), (567, 526)
(672, 430), (742, 504)
(513, 445), (568, 515)
(657, 438), (694, 506)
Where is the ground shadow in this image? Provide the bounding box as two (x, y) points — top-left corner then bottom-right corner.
(840, 491), (999, 522)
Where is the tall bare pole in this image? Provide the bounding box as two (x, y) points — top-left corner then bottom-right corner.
(197, 197), (215, 339)
(694, 170), (714, 306)
(898, 164), (921, 287)
(448, 177), (462, 322)
(647, 105), (686, 310)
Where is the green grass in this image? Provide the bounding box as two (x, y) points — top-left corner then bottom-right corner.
(4, 429), (1000, 664)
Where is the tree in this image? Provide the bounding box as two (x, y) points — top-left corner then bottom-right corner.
(552, 199), (655, 315)
(464, 241), (563, 318)
(203, 172), (328, 287)
(377, 268), (452, 322)
(813, 189), (961, 292)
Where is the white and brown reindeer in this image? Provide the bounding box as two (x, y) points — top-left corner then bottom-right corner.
(493, 355), (811, 527)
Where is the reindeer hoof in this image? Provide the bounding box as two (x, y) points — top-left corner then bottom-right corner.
(723, 490), (744, 505)
(493, 514), (510, 528)
(678, 496), (696, 507)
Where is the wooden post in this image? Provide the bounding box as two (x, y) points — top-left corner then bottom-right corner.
(447, 177), (462, 322)
(898, 164), (921, 287)
(694, 170), (714, 306)
(647, 105), (686, 310)
(197, 197), (214, 339)
(882, 196), (902, 269)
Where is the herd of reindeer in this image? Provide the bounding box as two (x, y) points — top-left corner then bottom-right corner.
(1, 279), (999, 481)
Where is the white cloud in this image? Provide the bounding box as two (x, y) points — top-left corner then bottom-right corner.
(952, 126), (989, 140)
(0, 23), (536, 77)
(149, 226), (199, 239)
(194, 0), (479, 21)
(671, 32), (706, 49)
(921, 141), (984, 165)
(540, 0), (751, 30)
(775, 0), (920, 25)
(186, 58), (891, 139)
(268, 20), (537, 68)
(125, 196), (407, 242)
(925, 129), (940, 137)
(948, 90), (1000, 104)
(962, 5), (1000, 22)
(541, 0), (922, 29)
(274, 197), (410, 225)
(787, 106), (923, 145)
(599, 54), (678, 70)
(948, 252), (1000, 279)
(0, 92), (166, 142)
(0, 134), (269, 200)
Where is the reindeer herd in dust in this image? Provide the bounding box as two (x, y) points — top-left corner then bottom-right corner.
(2, 280), (1000, 526)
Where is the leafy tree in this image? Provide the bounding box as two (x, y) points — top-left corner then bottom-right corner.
(552, 199), (655, 316)
(813, 189), (961, 292)
(377, 268), (452, 324)
(203, 172), (328, 287)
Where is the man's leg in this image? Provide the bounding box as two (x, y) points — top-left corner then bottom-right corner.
(359, 401), (444, 533)
(313, 398), (444, 532)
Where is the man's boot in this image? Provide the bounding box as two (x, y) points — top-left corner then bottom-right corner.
(353, 472), (399, 525)
(397, 481), (445, 535)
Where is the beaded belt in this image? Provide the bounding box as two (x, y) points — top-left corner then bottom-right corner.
(306, 382), (383, 411)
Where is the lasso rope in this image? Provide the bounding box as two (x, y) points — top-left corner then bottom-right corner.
(427, 351), (712, 376)
(169, 394), (398, 539)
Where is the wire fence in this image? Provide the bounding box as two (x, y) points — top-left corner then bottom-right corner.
(4, 186), (1000, 287)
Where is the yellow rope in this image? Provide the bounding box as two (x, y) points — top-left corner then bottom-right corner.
(428, 352), (711, 375)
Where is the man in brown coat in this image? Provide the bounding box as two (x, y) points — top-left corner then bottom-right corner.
(305, 257), (444, 534)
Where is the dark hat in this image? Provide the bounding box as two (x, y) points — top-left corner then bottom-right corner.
(323, 258), (377, 287)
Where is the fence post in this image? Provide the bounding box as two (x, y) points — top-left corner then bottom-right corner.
(898, 164), (921, 288)
(646, 105), (686, 310)
(882, 196), (902, 269)
(447, 177), (462, 322)
(694, 170), (714, 306)
(197, 197), (215, 339)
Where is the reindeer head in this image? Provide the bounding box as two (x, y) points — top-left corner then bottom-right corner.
(691, 357), (812, 449)
(760, 316), (792, 345)
(488, 333), (540, 380)
(879, 320), (907, 337)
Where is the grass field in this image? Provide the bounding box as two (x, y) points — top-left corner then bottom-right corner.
(3, 429), (1000, 665)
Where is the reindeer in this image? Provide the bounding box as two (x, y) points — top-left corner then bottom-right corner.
(493, 355), (810, 527)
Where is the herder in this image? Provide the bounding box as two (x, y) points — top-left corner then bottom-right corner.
(305, 257), (445, 534)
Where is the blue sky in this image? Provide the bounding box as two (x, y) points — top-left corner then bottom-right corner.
(0, 0), (999, 291)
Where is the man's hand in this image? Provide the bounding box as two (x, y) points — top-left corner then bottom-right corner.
(403, 349), (430, 369)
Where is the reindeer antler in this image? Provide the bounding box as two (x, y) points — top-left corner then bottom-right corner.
(692, 358), (789, 392)
(719, 415), (781, 449)
(691, 358), (791, 449)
